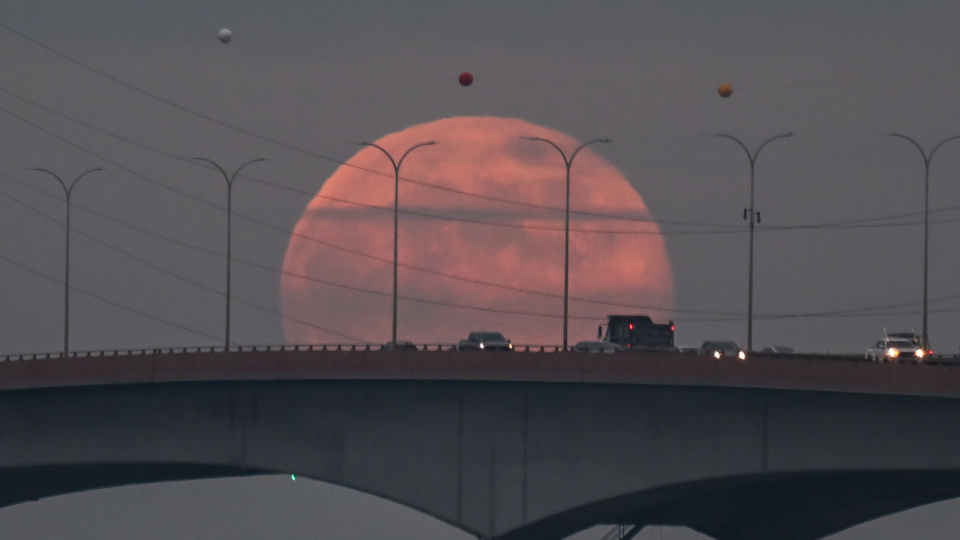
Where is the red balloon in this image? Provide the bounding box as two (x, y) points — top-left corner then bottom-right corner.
(458, 72), (474, 87)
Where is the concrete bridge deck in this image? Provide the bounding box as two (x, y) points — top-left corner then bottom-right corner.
(4, 350), (960, 540)
(2, 347), (960, 398)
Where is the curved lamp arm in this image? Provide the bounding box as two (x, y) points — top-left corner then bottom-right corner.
(356, 141), (437, 173)
(715, 133), (793, 164)
(888, 133), (960, 165)
(397, 141), (437, 170)
(25, 166), (108, 197)
(521, 136), (569, 164)
(569, 138), (612, 167)
(25, 167), (67, 195)
(229, 158), (268, 184)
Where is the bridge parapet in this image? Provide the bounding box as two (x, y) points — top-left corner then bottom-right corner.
(4, 349), (960, 540)
(2, 347), (960, 398)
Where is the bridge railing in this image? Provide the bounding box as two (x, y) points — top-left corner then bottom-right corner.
(0, 344), (641, 362)
(2, 345), (959, 365)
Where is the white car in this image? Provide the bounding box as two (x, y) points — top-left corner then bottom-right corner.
(866, 338), (924, 362)
(458, 332), (514, 351)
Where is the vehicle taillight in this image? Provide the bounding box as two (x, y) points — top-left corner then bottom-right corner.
(670, 325), (675, 331)
(629, 323), (634, 330)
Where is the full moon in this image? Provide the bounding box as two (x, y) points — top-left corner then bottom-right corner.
(281, 117), (674, 345)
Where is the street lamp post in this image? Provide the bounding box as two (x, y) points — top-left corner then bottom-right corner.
(25, 166), (109, 357)
(520, 136), (611, 349)
(885, 133), (960, 353)
(714, 133), (793, 354)
(355, 140), (437, 346)
(190, 157), (267, 349)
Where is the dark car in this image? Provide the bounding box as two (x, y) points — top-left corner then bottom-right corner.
(458, 332), (514, 351)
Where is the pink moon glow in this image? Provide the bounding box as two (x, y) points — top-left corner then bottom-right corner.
(281, 116), (674, 345)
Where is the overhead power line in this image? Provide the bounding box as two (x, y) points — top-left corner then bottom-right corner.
(0, 183), (615, 323)
(6, 171), (960, 325)
(0, 169), (696, 314)
(0, 184), (369, 343)
(3, 83), (959, 239)
(0, 87), (734, 233)
(10, 21), (923, 232)
(0, 250), (227, 344)
(4, 92), (959, 248)
(90, 0), (960, 95)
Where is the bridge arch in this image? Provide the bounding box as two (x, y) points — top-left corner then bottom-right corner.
(5, 351), (960, 540)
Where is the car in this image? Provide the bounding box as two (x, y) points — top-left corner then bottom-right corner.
(573, 340), (624, 353)
(761, 345), (796, 354)
(701, 340), (746, 360)
(382, 341), (419, 351)
(458, 331), (514, 351)
(866, 338), (924, 362)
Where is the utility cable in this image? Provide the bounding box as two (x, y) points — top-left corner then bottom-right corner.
(7, 94), (959, 242)
(0, 101), (733, 236)
(0, 183), (613, 323)
(7, 176), (960, 324)
(3, 85), (958, 238)
(4, 22), (960, 233)
(0, 186), (369, 342)
(0, 250), (226, 344)
(80, 0), (960, 95)
(1, 170), (705, 314)
(0, 22), (746, 228)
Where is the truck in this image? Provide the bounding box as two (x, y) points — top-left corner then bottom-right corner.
(866, 331), (926, 362)
(599, 315), (675, 350)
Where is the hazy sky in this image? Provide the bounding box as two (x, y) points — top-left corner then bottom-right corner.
(2, 0), (960, 538)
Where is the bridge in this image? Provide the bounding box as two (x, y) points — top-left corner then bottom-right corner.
(3, 348), (960, 540)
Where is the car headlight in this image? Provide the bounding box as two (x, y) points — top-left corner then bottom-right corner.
(479, 343), (484, 349)
(738, 351), (746, 360)
(886, 349), (898, 357)
(713, 351), (721, 359)
(915, 349), (924, 358)
(509, 343), (513, 349)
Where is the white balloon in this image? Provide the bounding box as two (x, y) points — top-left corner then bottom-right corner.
(218, 28), (232, 43)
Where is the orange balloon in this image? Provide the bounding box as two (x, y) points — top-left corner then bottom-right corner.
(718, 83), (733, 98)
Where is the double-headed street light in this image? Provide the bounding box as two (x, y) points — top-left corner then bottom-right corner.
(884, 133), (960, 353)
(520, 136), (611, 349)
(355, 140), (437, 346)
(189, 157), (267, 348)
(25, 166), (110, 357)
(714, 133), (793, 354)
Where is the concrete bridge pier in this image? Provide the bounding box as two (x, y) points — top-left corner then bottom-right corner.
(5, 350), (960, 540)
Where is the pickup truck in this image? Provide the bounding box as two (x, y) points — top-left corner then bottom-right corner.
(866, 337), (925, 362)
